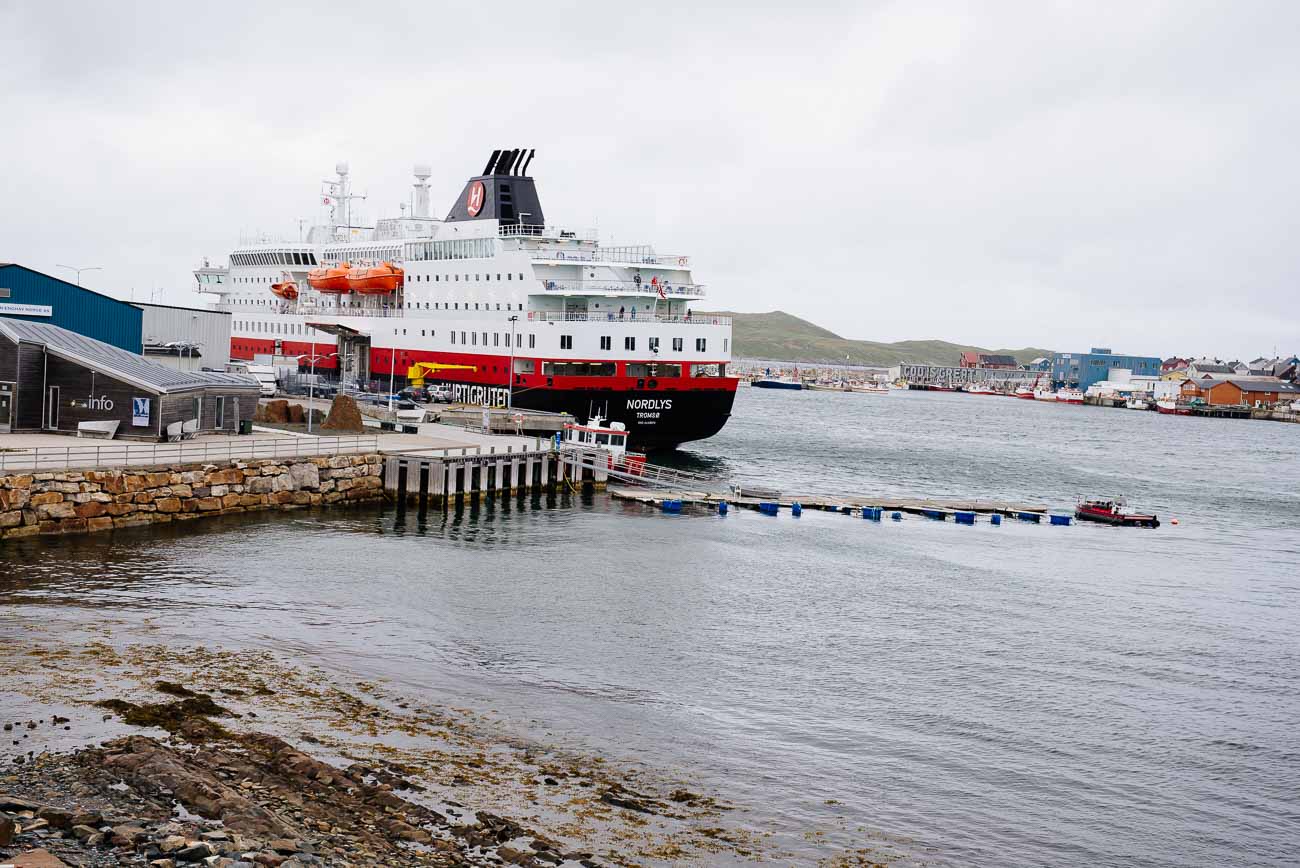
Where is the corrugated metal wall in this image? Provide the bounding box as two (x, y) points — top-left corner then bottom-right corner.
(0, 265), (143, 352)
(135, 303), (232, 370)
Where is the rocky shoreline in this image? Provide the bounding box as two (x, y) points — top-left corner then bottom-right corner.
(0, 633), (775, 868)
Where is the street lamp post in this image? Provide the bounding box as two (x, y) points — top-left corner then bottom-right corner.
(55, 264), (102, 286)
(507, 315), (519, 410)
(308, 329), (316, 433)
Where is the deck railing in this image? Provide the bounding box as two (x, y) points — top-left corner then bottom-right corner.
(525, 311), (731, 326)
(0, 435), (381, 473)
(538, 279), (705, 297)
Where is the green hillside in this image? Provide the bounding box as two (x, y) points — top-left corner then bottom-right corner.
(706, 310), (1051, 367)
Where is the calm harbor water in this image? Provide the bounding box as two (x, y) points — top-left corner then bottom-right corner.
(5, 389), (1300, 865)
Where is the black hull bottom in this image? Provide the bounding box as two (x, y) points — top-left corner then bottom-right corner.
(1075, 511), (1160, 528)
(512, 387), (737, 450)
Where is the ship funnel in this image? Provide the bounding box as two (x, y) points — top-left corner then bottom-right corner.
(445, 149), (544, 229)
(412, 164), (432, 219)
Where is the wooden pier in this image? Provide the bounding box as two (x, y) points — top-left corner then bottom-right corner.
(383, 445), (563, 510)
(608, 487), (1050, 520)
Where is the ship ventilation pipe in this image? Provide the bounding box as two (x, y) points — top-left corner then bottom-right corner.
(412, 164), (432, 219)
(483, 150), (502, 176)
(520, 149), (535, 176)
(503, 148), (520, 175)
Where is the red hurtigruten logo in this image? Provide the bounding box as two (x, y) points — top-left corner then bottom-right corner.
(467, 181), (485, 217)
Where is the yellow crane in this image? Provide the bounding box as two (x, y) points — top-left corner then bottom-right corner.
(406, 361), (478, 387)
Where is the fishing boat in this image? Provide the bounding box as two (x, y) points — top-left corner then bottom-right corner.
(965, 383), (998, 395)
(1125, 396), (1150, 411)
(856, 382), (890, 395)
(561, 412), (647, 475)
(1034, 388), (1057, 402)
(1156, 398), (1190, 415)
(1074, 497), (1160, 528)
(1056, 388), (1084, 404)
(1013, 384), (1036, 399)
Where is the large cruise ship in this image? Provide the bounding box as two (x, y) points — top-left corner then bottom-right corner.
(194, 150), (737, 449)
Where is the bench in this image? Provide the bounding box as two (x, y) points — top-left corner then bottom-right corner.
(77, 421), (119, 439)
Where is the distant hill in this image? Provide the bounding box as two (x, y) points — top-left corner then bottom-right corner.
(705, 310), (1051, 367)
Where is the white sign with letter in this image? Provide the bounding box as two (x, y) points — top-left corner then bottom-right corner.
(0, 302), (53, 317)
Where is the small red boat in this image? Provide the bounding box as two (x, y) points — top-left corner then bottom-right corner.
(1074, 498), (1160, 528)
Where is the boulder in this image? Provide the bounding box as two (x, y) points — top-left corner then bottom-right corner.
(320, 395), (364, 433)
(287, 404), (305, 424)
(7, 849), (71, 867)
(287, 463), (319, 490)
(262, 400), (290, 424)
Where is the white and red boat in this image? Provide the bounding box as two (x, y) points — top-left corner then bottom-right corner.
(1034, 388), (1058, 402)
(561, 412), (647, 476)
(965, 383), (998, 395)
(195, 152), (736, 449)
(1074, 497), (1160, 528)
(1013, 385), (1036, 399)
(1156, 398), (1190, 415)
(1055, 388), (1084, 404)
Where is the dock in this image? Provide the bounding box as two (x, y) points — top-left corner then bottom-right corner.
(608, 486), (1050, 520)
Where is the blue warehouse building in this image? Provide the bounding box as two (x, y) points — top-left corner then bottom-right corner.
(1052, 347), (1161, 391)
(0, 264), (143, 353)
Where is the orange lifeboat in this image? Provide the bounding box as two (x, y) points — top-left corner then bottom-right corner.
(270, 274), (299, 300)
(346, 262), (404, 294)
(307, 262), (352, 294)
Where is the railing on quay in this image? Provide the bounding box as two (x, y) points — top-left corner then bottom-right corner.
(0, 435), (381, 473)
(525, 311), (731, 326)
(538, 279), (704, 297)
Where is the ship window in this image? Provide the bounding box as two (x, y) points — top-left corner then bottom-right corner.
(672, 337), (683, 351)
(649, 337), (660, 352)
(493, 333), (499, 347)
(472, 332), (477, 345)
(513, 359), (535, 374)
(724, 338), (729, 353)
(624, 336), (635, 351)
(507, 273), (512, 280)
(496, 274), (501, 280)
(451, 332), (456, 344)
(461, 331), (467, 344)
(543, 362), (616, 377)
(482, 331), (488, 345)
(519, 273), (524, 280)
(595, 433), (610, 445)
(696, 338), (707, 351)
(454, 303), (459, 310)
(600, 336), (611, 350)
(560, 335), (573, 350)
(529, 334), (536, 349)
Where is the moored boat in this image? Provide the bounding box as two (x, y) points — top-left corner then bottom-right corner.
(1056, 388), (1084, 404)
(1013, 385), (1036, 399)
(965, 383), (998, 395)
(561, 413), (647, 475)
(1074, 497), (1160, 528)
(1034, 388), (1057, 401)
(1125, 397), (1150, 411)
(753, 378), (804, 390)
(1156, 398), (1190, 415)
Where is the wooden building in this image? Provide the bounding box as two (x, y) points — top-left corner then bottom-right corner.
(1179, 377), (1300, 407)
(0, 318), (261, 440)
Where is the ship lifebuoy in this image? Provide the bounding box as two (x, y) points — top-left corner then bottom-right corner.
(677, 257), (687, 266)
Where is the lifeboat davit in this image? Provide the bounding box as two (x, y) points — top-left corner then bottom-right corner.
(270, 278), (299, 300)
(307, 262), (352, 294)
(346, 262), (403, 294)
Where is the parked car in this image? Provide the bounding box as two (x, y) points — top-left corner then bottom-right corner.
(398, 386), (430, 403)
(428, 385), (453, 403)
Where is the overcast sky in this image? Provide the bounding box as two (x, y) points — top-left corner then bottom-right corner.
(2, 1), (1296, 359)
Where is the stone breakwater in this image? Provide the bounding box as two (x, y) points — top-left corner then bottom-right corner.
(0, 454), (384, 540)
